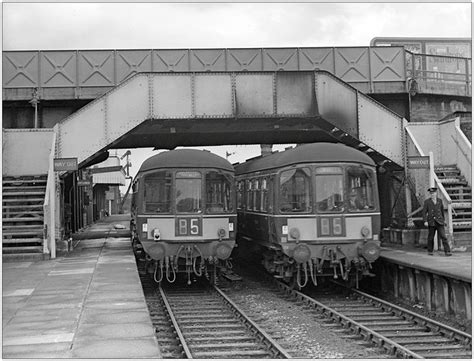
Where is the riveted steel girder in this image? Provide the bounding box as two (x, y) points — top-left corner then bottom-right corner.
(55, 71), (405, 169)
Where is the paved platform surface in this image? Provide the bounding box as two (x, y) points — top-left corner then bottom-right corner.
(2, 215), (161, 358)
(380, 246), (472, 283)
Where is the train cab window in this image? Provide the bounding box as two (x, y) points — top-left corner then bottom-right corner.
(205, 171), (234, 213)
(143, 171), (172, 213)
(346, 166), (376, 211)
(315, 167), (344, 213)
(279, 168), (312, 213)
(176, 171), (202, 213)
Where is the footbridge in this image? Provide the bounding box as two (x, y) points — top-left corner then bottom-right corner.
(55, 71), (405, 169)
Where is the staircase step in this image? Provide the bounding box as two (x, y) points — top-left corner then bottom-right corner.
(3, 238), (43, 244)
(2, 246), (43, 254)
(2, 230), (44, 237)
(452, 202), (472, 209)
(3, 253), (48, 263)
(3, 185), (47, 191)
(3, 191), (46, 196)
(2, 217), (44, 222)
(2, 198), (45, 203)
(453, 221), (472, 230)
(3, 177), (47, 184)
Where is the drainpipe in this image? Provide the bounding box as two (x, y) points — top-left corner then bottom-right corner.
(29, 88), (40, 129)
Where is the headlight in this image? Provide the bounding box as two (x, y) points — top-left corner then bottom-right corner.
(214, 243), (232, 260)
(293, 244), (311, 264)
(289, 227), (300, 240)
(360, 240), (380, 262)
(148, 244), (166, 260)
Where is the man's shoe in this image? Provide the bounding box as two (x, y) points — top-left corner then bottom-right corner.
(445, 253), (452, 257)
(428, 252), (434, 255)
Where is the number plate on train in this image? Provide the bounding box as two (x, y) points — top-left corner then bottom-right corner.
(175, 217), (202, 236)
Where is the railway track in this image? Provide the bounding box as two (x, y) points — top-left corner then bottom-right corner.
(140, 273), (290, 358)
(273, 279), (472, 359)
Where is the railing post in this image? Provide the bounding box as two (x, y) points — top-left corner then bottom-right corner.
(429, 152), (435, 187)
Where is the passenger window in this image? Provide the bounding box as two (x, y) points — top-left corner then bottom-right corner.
(346, 166), (376, 211)
(279, 168), (312, 213)
(254, 179), (260, 211)
(236, 181), (244, 210)
(205, 171), (234, 213)
(143, 171), (172, 213)
(315, 167), (343, 213)
(246, 180), (252, 211)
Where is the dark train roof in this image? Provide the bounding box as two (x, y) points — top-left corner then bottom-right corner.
(235, 143), (376, 175)
(138, 149), (234, 173)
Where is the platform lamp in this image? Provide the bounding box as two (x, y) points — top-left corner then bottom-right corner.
(29, 88), (40, 128)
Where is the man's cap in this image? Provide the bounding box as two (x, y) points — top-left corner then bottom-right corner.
(428, 187), (438, 193)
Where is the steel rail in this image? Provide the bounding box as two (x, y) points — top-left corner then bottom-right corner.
(213, 285), (291, 358)
(158, 286), (194, 359)
(349, 286), (472, 346)
(272, 279), (423, 359)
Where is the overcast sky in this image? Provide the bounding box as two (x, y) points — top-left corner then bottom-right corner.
(2, 2), (472, 182)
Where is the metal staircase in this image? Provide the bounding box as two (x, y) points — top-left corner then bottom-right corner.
(2, 175), (47, 261)
(435, 166), (472, 250)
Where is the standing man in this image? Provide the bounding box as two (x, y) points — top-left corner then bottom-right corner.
(422, 187), (452, 256)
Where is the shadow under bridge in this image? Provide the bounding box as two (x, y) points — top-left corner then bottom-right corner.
(55, 71), (405, 170)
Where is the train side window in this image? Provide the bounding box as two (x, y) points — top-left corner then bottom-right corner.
(346, 166), (376, 211)
(315, 167), (343, 213)
(279, 168), (312, 213)
(254, 179), (260, 211)
(176, 171), (202, 213)
(143, 171), (172, 213)
(246, 179), (252, 211)
(236, 181), (244, 210)
(205, 171), (234, 213)
(261, 178), (268, 212)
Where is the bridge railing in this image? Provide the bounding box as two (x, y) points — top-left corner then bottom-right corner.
(407, 51), (472, 96)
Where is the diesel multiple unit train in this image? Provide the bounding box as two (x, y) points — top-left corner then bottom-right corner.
(131, 143), (381, 287)
(130, 149), (236, 285)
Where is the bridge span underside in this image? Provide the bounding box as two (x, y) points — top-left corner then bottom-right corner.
(56, 71), (405, 170)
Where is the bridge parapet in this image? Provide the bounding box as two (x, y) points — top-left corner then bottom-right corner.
(3, 46), (410, 100)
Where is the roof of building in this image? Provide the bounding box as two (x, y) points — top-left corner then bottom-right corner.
(235, 142), (376, 175)
(138, 149), (234, 173)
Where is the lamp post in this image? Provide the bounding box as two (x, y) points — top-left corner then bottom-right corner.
(29, 88), (40, 128)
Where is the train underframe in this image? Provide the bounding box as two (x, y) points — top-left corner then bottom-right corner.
(241, 239), (379, 289)
(132, 237), (235, 285)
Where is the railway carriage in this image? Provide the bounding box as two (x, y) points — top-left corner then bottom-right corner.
(131, 149), (236, 284)
(235, 143), (381, 288)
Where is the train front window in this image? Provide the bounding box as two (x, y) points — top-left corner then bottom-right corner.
(279, 168), (312, 213)
(315, 167), (344, 213)
(176, 171), (202, 213)
(206, 171), (234, 213)
(143, 171), (172, 213)
(346, 166), (376, 211)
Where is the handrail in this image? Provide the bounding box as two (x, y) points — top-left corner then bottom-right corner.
(43, 132), (57, 258)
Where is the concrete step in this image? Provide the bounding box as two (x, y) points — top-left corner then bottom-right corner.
(2, 245), (44, 254)
(2, 197), (45, 203)
(2, 253), (48, 263)
(3, 191), (47, 197)
(2, 217), (44, 222)
(3, 237), (43, 244)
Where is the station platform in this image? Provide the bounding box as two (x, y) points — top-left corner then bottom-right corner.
(2, 215), (162, 358)
(380, 246), (472, 283)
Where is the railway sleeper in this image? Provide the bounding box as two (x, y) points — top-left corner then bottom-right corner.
(181, 324), (245, 331)
(417, 350), (472, 359)
(380, 331), (442, 338)
(177, 318), (238, 324)
(394, 336), (455, 344)
(192, 349), (272, 358)
(190, 342), (265, 350)
(340, 311), (389, 317)
(361, 320), (414, 326)
(350, 315), (401, 321)
(184, 330), (248, 337)
(408, 343), (470, 352)
(175, 313), (234, 320)
(188, 335), (257, 343)
(370, 325), (428, 332)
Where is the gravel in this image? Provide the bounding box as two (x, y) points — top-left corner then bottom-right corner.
(220, 267), (392, 359)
